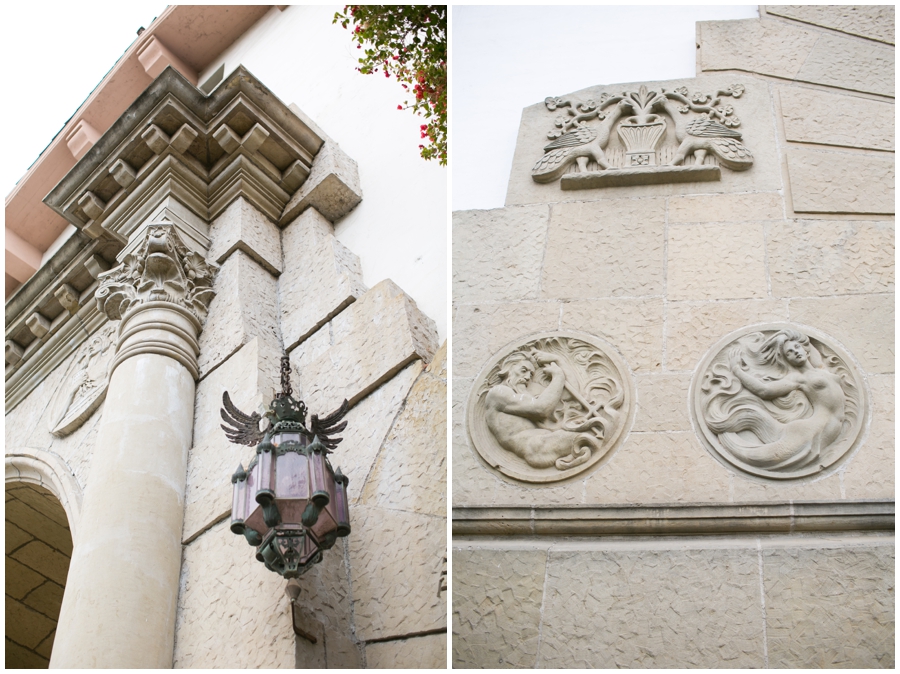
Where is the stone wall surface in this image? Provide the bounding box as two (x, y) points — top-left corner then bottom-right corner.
(453, 6), (894, 670)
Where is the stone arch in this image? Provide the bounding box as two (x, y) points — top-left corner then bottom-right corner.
(6, 450), (82, 668)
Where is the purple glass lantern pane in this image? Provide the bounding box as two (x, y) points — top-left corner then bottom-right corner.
(335, 477), (350, 526)
(244, 466), (268, 537)
(257, 449), (274, 499)
(308, 451), (329, 504)
(276, 452), (311, 498)
(231, 476), (246, 523)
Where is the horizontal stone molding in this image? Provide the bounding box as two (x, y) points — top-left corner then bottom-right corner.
(452, 501), (895, 537)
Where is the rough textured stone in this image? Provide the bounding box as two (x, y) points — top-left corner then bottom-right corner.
(279, 207), (366, 351)
(633, 374), (692, 432)
(768, 219), (894, 298)
(779, 87), (894, 151)
(559, 298), (663, 372)
(506, 75), (782, 206)
(207, 197), (283, 275)
(666, 299), (789, 371)
(584, 432), (732, 504)
(789, 294), (894, 374)
(787, 149), (894, 215)
(366, 632), (447, 669)
(348, 505), (445, 642)
(452, 301), (561, 380)
(198, 251), (281, 379)
(184, 338), (280, 542)
(452, 205), (549, 303)
(766, 5), (894, 44)
(667, 222), (768, 300)
(541, 198), (666, 298)
(291, 279), (438, 412)
(360, 347), (446, 518)
(452, 548), (546, 669)
(280, 139), (363, 225)
(763, 545), (895, 667)
(842, 414), (894, 500)
(668, 191), (784, 223)
(731, 469), (842, 502)
(699, 19), (894, 97)
(539, 547), (764, 668)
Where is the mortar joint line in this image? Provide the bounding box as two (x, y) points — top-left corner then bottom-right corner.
(534, 548), (552, 668)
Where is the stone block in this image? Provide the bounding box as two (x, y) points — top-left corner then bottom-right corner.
(766, 5), (894, 44)
(198, 251), (280, 379)
(633, 374), (692, 432)
(359, 352), (446, 517)
(787, 149), (894, 215)
(23, 580), (65, 619)
(452, 205), (549, 303)
(763, 545), (895, 667)
(796, 33), (894, 97)
(175, 520), (326, 668)
(185, 339), (280, 542)
(348, 504), (445, 641)
(584, 431), (731, 504)
(7, 638), (50, 668)
(559, 299), (664, 373)
(279, 207), (367, 351)
(6, 599), (57, 650)
(541, 198), (666, 298)
(668, 191), (784, 223)
(291, 279), (437, 412)
(666, 299), (789, 371)
(842, 414), (894, 500)
(452, 548), (547, 669)
(539, 548), (764, 668)
(6, 521), (33, 554)
(505, 75), (781, 206)
(11, 541), (71, 586)
(452, 302), (561, 380)
(6, 556), (46, 600)
(731, 468), (841, 502)
(767, 219), (894, 297)
(366, 632), (447, 669)
(11, 485), (69, 529)
(699, 19), (893, 96)
(789, 295), (894, 374)
(335, 360), (422, 505)
(667, 222), (768, 301)
(280, 140), (363, 224)
(207, 197), (282, 275)
(779, 87), (894, 152)
(4, 499), (72, 560)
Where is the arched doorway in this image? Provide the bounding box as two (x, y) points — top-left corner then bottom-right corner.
(6, 481), (73, 668)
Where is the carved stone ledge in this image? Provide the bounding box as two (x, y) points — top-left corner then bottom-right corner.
(452, 501), (895, 537)
(561, 164), (720, 190)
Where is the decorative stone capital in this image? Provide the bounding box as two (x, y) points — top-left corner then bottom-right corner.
(96, 224), (218, 323)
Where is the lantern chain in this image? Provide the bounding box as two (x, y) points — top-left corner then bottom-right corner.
(279, 354), (292, 399)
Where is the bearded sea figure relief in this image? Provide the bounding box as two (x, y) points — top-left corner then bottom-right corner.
(468, 333), (633, 484)
(693, 325), (866, 481)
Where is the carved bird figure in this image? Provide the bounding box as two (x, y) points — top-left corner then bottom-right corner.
(672, 117), (753, 171)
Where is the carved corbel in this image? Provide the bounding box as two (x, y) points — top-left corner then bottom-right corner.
(54, 284), (81, 315)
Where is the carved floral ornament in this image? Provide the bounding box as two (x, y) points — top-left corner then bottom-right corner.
(691, 324), (867, 482)
(467, 332), (634, 484)
(533, 84), (753, 188)
(95, 224), (218, 323)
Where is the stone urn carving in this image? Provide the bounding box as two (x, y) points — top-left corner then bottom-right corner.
(617, 116), (666, 167)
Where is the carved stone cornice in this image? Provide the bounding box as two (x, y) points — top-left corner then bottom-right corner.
(96, 224), (217, 324)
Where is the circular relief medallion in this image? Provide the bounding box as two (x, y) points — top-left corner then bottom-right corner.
(467, 331), (634, 484)
(691, 323), (867, 481)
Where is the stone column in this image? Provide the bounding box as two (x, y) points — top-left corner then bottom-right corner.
(50, 225), (216, 668)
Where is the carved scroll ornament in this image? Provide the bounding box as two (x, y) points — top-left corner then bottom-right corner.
(95, 224), (218, 323)
(467, 332), (633, 484)
(692, 324), (866, 481)
(533, 84), (752, 188)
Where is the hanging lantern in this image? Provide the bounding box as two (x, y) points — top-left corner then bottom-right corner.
(221, 355), (350, 579)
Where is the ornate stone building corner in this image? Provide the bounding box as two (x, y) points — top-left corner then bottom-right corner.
(691, 324), (867, 481)
(532, 84), (753, 189)
(467, 332), (633, 484)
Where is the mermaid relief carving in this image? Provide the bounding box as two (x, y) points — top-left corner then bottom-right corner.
(694, 325), (865, 480)
(468, 333), (633, 484)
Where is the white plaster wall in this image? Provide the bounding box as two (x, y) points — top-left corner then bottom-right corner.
(198, 6), (447, 342)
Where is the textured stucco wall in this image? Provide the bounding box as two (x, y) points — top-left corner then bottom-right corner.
(452, 6), (894, 668)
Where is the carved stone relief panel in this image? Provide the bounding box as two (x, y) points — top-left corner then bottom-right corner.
(691, 324), (867, 481)
(467, 332), (634, 484)
(532, 84), (753, 189)
(47, 322), (117, 437)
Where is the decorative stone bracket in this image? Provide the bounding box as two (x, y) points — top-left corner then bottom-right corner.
(532, 84), (753, 189)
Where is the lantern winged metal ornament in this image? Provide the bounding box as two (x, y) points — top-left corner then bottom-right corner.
(221, 356), (350, 579)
